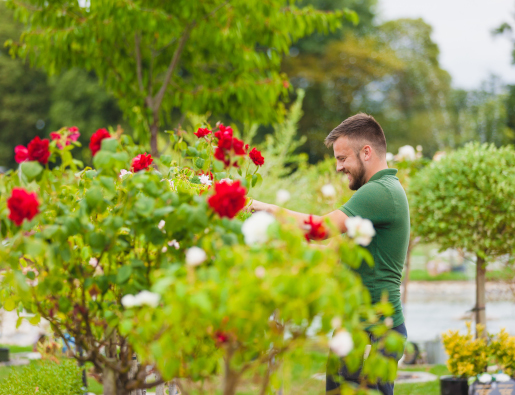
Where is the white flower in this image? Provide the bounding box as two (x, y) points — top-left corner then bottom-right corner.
(416, 145), (423, 152)
(395, 145), (416, 161)
(185, 247), (207, 266)
(161, 246), (167, 253)
(158, 220), (166, 230)
(94, 266), (103, 277)
(384, 317), (393, 327)
(88, 258), (98, 267)
(493, 373), (510, 382)
(345, 216), (376, 246)
(276, 189), (291, 205)
(168, 240), (180, 249)
(321, 184), (336, 197)
(134, 290), (160, 307)
(121, 291), (160, 308)
(119, 169), (132, 179)
(121, 294), (138, 308)
(220, 178), (233, 184)
(255, 266), (266, 278)
(199, 174), (212, 186)
(386, 152), (394, 162)
(330, 317), (342, 329)
(478, 373), (492, 383)
(169, 180), (175, 189)
(329, 331), (354, 357)
(241, 211), (275, 245)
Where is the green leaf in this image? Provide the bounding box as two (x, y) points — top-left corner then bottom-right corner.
(101, 138), (119, 152)
(195, 158), (205, 169)
(86, 187), (103, 209)
(3, 299), (15, 311)
(29, 314), (41, 325)
(116, 265), (133, 284)
(20, 161), (43, 180)
(190, 176), (201, 184)
(135, 196), (155, 217)
(160, 155), (172, 165)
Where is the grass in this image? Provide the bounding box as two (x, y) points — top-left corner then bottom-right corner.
(0, 352), (450, 395)
(0, 344), (33, 353)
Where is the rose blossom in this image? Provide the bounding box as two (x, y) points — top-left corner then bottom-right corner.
(304, 216), (327, 241)
(329, 331), (354, 357)
(121, 291), (160, 308)
(386, 152), (394, 162)
(254, 266), (266, 278)
(14, 136), (51, 165)
(276, 189), (291, 204)
(168, 240), (180, 249)
(199, 174), (212, 186)
(119, 169), (132, 179)
(194, 127), (211, 138)
(185, 247), (207, 266)
(158, 220), (166, 230)
(345, 216), (375, 246)
(395, 145), (416, 161)
(89, 128), (111, 156)
(7, 188), (40, 226)
(249, 147), (265, 166)
(241, 211), (275, 245)
(321, 184), (336, 197)
(478, 373), (492, 383)
(207, 180), (247, 219)
(131, 153), (153, 172)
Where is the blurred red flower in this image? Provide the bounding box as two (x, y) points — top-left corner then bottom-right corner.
(131, 153), (154, 172)
(304, 216), (327, 241)
(14, 136), (50, 165)
(208, 180), (247, 219)
(50, 127), (80, 149)
(89, 128), (111, 156)
(7, 188), (40, 226)
(249, 147), (265, 166)
(194, 127), (211, 138)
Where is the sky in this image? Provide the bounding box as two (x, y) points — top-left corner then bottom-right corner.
(378, 0), (515, 89)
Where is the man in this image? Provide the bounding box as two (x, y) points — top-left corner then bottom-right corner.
(250, 113), (409, 395)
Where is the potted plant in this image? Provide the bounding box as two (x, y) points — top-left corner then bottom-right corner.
(440, 323), (489, 395)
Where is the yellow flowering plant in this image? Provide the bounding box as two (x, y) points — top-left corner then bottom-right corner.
(490, 328), (515, 377)
(442, 323), (490, 378)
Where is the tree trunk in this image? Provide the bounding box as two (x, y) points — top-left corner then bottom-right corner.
(103, 366), (118, 395)
(150, 117), (159, 158)
(475, 254), (487, 337)
(401, 236), (418, 306)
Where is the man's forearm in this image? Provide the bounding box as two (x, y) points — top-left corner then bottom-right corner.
(260, 203), (322, 228)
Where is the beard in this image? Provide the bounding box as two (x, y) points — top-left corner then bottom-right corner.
(348, 157), (367, 191)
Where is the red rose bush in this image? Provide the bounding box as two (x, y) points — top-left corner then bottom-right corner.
(0, 123), (400, 395)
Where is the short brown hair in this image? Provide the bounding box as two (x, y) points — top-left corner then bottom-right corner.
(324, 113), (387, 156)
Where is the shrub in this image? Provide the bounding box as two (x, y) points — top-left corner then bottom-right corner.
(410, 142), (515, 331)
(0, 360), (83, 395)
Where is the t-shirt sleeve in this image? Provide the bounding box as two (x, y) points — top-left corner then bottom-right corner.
(339, 181), (395, 227)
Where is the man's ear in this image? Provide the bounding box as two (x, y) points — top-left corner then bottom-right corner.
(362, 145), (373, 161)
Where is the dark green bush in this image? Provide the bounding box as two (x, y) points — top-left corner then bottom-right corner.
(0, 359), (83, 395)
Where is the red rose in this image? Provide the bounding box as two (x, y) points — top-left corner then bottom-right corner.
(7, 188), (40, 226)
(214, 147), (230, 167)
(14, 146), (29, 163)
(304, 216), (327, 241)
(214, 124), (233, 140)
(89, 128), (111, 156)
(249, 147), (264, 166)
(232, 138), (246, 155)
(208, 180), (247, 219)
(194, 127), (211, 138)
(25, 136), (50, 165)
(131, 152), (154, 172)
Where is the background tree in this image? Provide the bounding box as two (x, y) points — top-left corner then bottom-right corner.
(409, 143), (515, 335)
(7, 0), (357, 157)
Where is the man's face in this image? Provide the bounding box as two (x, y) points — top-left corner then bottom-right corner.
(333, 136), (367, 191)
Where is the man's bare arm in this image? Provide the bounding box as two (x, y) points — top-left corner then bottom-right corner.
(249, 199), (349, 237)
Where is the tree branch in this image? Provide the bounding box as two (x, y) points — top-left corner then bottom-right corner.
(135, 32), (144, 92)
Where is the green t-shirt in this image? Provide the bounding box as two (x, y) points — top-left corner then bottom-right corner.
(339, 168), (410, 328)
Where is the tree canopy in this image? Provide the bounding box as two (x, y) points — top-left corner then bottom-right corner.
(7, 0), (357, 156)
